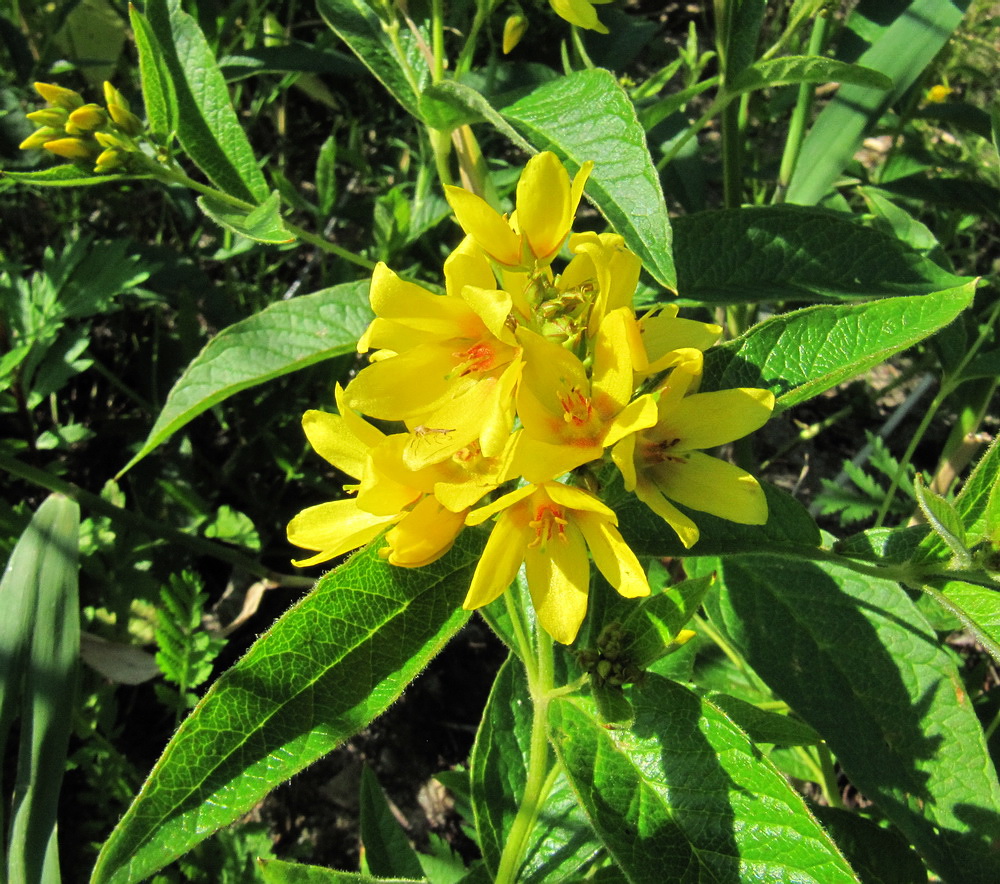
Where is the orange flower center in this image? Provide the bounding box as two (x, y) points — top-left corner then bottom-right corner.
(559, 387), (593, 426)
(456, 340), (501, 376)
(528, 503), (568, 549)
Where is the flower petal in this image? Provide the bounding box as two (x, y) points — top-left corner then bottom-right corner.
(287, 500), (399, 567)
(445, 186), (521, 266)
(525, 521), (590, 644)
(516, 151), (572, 262)
(650, 451), (769, 525)
(463, 512), (528, 608)
(668, 388), (775, 450)
(385, 496), (466, 567)
(575, 511), (650, 599)
(634, 479), (700, 548)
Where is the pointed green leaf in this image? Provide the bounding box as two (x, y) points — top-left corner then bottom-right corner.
(259, 859), (424, 884)
(120, 280), (372, 475)
(471, 656), (604, 882)
(620, 575), (713, 667)
(914, 476), (970, 566)
(499, 69), (676, 290)
(701, 693), (822, 747)
(145, 0), (268, 203)
(702, 283), (976, 412)
(810, 806), (928, 884)
(128, 4), (177, 141)
(704, 555), (1000, 883)
(785, 0), (970, 205)
(90, 533), (482, 884)
(197, 191), (295, 244)
(1, 494), (79, 884)
(673, 206), (971, 304)
(728, 56), (891, 95)
(951, 435), (1000, 545)
(549, 676), (858, 883)
(2, 165), (148, 187)
(359, 766), (424, 880)
(920, 581), (1000, 667)
(316, 0), (424, 120)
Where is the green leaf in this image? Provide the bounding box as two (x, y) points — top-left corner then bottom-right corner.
(614, 480), (821, 559)
(359, 766), (425, 879)
(129, 4), (177, 141)
(549, 676), (859, 883)
(2, 165), (149, 187)
(701, 692), (822, 747)
(1, 494), (80, 884)
(197, 191), (295, 244)
(672, 206), (971, 303)
(702, 283), (976, 412)
(914, 476), (970, 567)
(951, 436), (1000, 545)
(785, 0), (970, 205)
(422, 80), (530, 151)
(619, 574), (713, 667)
(499, 69), (676, 290)
(810, 806), (928, 884)
(145, 0), (268, 203)
(119, 280), (372, 475)
(316, 0), (424, 120)
(471, 657), (604, 882)
(704, 555), (1000, 882)
(921, 581), (1000, 667)
(259, 858), (424, 884)
(90, 532), (481, 884)
(728, 56), (891, 95)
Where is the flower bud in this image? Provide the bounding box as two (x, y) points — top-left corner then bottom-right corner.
(502, 14), (528, 54)
(34, 82), (85, 110)
(107, 103), (143, 136)
(66, 104), (107, 134)
(42, 137), (98, 161)
(19, 127), (62, 151)
(26, 107), (68, 127)
(95, 147), (124, 172)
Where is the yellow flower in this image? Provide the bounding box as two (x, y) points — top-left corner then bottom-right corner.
(345, 240), (523, 469)
(925, 84), (953, 103)
(549, 0), (613, 34)
(444, 152), (592, 270)
(288, 387), (509, 568)
(464, 482), (650, 644)
(612, 354), (774, 548)
(509, 307), (658, 483)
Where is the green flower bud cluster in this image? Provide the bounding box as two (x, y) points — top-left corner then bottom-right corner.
(20, 81), (145, 173)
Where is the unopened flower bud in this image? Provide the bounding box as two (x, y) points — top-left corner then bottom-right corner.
(34, 82), (85, 110)
(502, 14), (528, 54)
(42, 137), (98, 161)
(19, 127), (63, 151)
(26, 107), (68, 127)
(66, 104), (107, 134)
(107, 103), (143, 136)
(95, 147), (124, 172)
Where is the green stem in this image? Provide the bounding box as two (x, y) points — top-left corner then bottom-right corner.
(774, 13), (827, 203)
(149, 163), (375, 271)
(720, 96), (742, 208)
(816, 743), (845, 809)
(0, 452), (314, 588)
(655, 92), (729, 172)
(430, 0), (446, 82)
(494, 626), (557, 884)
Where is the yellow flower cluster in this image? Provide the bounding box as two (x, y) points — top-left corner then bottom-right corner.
(20, 82), (144, 173)
(289, 152), (774, 643)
